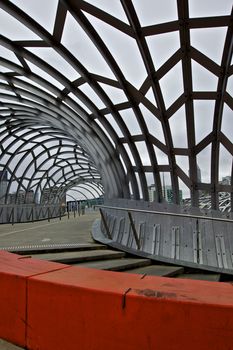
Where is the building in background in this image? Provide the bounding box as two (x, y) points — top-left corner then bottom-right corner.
(163, 186), (183, 204)
(0, 170), (8, 204)
(197, 165), (202, 183)
(25, 190), (35, 204)
(8, 189), (36, 205)
(8, 191), (24, 204)
(221, 176), (231, 185)
(189, 165), (202, 183)
(148, 184), (157, 202)
(148, 183), (183, 204)
(41, 186), (66, 205)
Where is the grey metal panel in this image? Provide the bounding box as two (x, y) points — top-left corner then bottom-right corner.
(95, 200), (233, 274)
(116, 217), (125, 245)
(180, 218), (195, 263)
(225, 222), (233, 269)
(171, 226), (180, 260)
(152, 224), (161, 255)
(213, 221), (232, 270)
(193, 228), (204, 265)
(158, 214), (172, 259)
(109, 216), (116, 240)
(215, 235), (228, 269)
(200, 219), (218, 267)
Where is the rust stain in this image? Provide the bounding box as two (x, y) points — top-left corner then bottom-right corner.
(135, 289), (177, 299)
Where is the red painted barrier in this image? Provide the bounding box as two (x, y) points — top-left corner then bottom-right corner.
(27, 267), (233, 350)
(0, 251), (69, 347)
(1, 251), (233, 349)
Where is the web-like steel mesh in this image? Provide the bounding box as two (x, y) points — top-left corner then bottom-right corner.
(0, 1), (232, 209)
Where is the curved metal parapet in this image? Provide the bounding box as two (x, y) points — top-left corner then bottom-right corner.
(92, 199), (233, 274)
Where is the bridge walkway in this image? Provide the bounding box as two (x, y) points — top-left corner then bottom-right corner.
(0, 210), (231, 349)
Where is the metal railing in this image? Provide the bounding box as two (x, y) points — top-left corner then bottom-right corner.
(0, 203), (98, 224)
(0, 204), (66, 224)
(96, 205), (233, 223)
(96, 204), (233, 251)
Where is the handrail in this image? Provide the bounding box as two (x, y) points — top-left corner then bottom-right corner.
(95, 205), (233, 224)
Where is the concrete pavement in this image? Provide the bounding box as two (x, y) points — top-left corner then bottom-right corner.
(0, 339), (22, 350)
(0, 210), (100, 249)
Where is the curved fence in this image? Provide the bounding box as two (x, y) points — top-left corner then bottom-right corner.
(0, 204), (66, 224)
(93, 199), (233, 274)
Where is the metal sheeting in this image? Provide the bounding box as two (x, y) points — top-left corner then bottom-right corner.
(93, 199), (233, 274)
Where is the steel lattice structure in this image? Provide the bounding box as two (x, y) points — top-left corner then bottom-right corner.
(0, 118), (103, 204)
(0, 0), (233, 209)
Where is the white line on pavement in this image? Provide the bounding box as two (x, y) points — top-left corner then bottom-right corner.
(0, 220), (61, 237)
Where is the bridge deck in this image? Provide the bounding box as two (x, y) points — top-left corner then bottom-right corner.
(0, 210), (232, 349)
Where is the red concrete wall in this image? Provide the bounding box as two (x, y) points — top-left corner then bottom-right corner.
(0, 251), (69, 347)
(0, 251), (233, 349)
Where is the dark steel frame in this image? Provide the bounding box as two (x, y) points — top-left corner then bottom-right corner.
(0, 0), (233, 210)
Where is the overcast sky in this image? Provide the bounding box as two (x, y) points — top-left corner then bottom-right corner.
(0, 0), (233, 200)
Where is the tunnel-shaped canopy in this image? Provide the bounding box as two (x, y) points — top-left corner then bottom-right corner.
(0, 118), (103, 204)
(0, 0), (233, 209)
